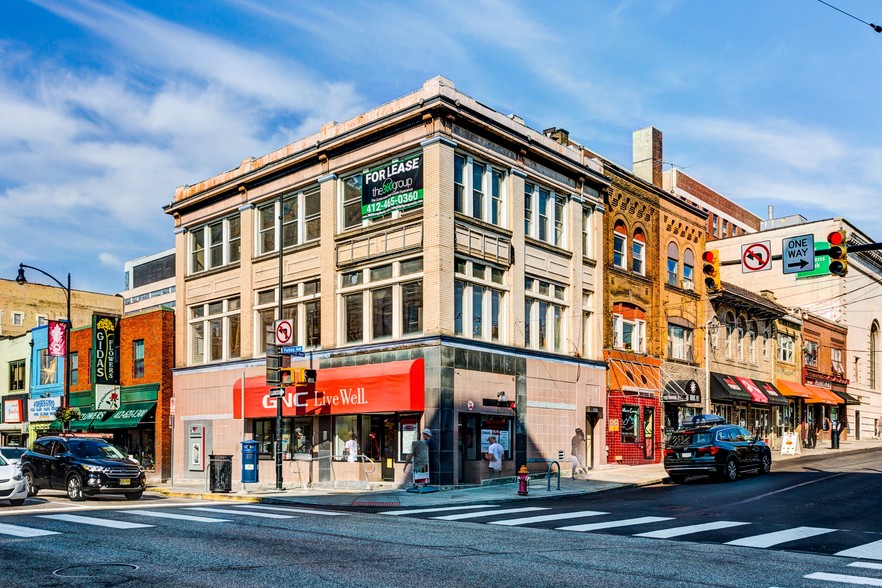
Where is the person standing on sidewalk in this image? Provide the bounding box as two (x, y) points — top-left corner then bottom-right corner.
(486, 436), (504, 476)
(808, 420), (819, 449)
(403, 429), (430, 486)
(570, 428), (588, 478)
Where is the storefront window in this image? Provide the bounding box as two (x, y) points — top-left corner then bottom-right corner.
(399, 414), (421, 462)
(253, 417), (314, 458)
(621, 405), (639, 443)
(334, 415), (359, 459)
(479, 415), (513, 459)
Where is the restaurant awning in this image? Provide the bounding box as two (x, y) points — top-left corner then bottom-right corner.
(91, 402), (156, 430)
(663, 380), (702, 404)
(831, 389), (860, 405)
(777, 380), (839, 405)
(608, 355), (662, 396)
(710, 372), (753, 402)
(804, 384), (847, 405)
(751, 380), (789, 407)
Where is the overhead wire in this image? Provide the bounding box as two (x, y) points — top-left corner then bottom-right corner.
(816, 0), (882, 33)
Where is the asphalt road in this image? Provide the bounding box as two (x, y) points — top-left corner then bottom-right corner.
(3, 449), (882, 587)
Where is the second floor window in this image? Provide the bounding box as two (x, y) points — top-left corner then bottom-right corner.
(777, 333), (795, 363)
(39, 349), (57, 385)
(9, 359), (24, 391)
(189, 214), (241, 274)
(454, 258), (506, 343)
(804, 340), (819, 368)
(613, 303), (646, 353)
(133, 340), (145, 379)
(832, 347), (845, 377)
(613, 224), (627, 269)
(340, 258), (423, 344)
(683, 249), (695, 289)
(70, 352), (79, 386)
(255, 279), (322, 353)
(632, 229), (646, 275)
(523, 276), (566, 352)
(189, 297), (241, 365)
(667, 324), (693, 361)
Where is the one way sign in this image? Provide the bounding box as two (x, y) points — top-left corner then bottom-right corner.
(783, 234), (815, 275)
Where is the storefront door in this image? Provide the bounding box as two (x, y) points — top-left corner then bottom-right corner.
(382, 417), (397, 481)
(585, 411), (600, 470)
(643, 407), (655, 461)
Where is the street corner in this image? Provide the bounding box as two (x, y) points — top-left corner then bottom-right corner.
(147, 486), (262, 503)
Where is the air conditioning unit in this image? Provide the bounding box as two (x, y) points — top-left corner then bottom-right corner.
(683, 279), (694, 291)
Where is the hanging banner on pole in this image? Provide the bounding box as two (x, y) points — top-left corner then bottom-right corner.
(47, 320), (68, 357)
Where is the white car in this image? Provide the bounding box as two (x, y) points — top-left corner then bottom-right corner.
(0, 454), (28, 506)
(0, 446), (26, 465)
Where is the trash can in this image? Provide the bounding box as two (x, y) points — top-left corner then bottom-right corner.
(831, 428), (841, 449)
(241, 440), (259, 484)
(209, 454), (233, 493)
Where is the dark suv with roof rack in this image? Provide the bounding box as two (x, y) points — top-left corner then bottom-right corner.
(20, 436), (146, 501)
(664, 415), (772, 483)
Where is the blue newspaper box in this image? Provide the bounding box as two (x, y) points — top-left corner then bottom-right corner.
(241, 440), (259, 483)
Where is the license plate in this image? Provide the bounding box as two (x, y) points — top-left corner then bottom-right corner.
(119, 478), (131, 486)
(681, 452), (692, 458)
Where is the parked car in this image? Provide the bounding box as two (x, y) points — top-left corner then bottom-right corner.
(664, 415), (772, 483)
(20, 436), (146, 501)
(0, 446), (26, 465)
(0, 454), (28, 506)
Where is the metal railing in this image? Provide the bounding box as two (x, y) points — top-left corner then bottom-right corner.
(286, 453), (376, 488)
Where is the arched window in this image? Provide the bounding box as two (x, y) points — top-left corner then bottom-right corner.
(870, 321), (879, 389)
(632, 228), (646, 275)
(667, 242), (679, 287)
(612, 302), (647, 353)
(683, 249), (695, 289)
(737, 316), (747, 362)
(613, 221), (627, 269)
(725, 311), (735, 359)
(748, 320), (758, 364)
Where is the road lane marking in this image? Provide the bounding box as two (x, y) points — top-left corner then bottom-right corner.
(431, 507), (549, 521)
(0, 500), (229, 518)
(804, 572), (882, 586)
(725, 526), (835, 548)
(120, 510), (230, 523)
(837, 539), (882, 560)
(233, 505), (348, 516)
(0, 522), (59, 537)
(38, 514), (153, 529)
(186, 507), (294, 519)
(379, 505), (498, 516)
(850, 563), (882, 570)
(557, 516), (673, 532)
(732, 473), (847, 505)
(489, 510), (609, 526)
(635, 520), (751, 539)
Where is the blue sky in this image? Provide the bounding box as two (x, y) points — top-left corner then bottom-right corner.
(2, 0), (881, 295)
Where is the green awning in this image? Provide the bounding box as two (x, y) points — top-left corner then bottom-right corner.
(49, 410), (111, 432)
(91, 402), (156, 430)
(48, 420), (62, 431)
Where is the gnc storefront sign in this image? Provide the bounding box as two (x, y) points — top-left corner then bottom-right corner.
(233, 359), (425, 418)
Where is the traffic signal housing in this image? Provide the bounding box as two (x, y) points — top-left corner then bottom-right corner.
(828, 230), (848, 277)
(279, 368), (316, 386)
(702, 249), (721, 291)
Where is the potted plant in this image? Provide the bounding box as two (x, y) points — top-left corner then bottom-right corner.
(55, 406), (82, 431)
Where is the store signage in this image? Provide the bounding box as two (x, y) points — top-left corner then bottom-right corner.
(28, 396), (62, 422)
(3, 399), (23, 423)
(95, 384), (121, 411)
(361, 154), (423, 220)
(93, 315), (119, 385)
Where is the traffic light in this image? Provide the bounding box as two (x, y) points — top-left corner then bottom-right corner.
(828, 230), (848, 277)
(279, 367), (295, 385)
(702, 249), (721, 291)
(279, 368), (315, 386)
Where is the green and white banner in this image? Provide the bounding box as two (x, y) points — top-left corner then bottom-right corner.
(361, 154), (423, 220)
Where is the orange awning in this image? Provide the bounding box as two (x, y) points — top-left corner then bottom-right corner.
(607, 353), (661, 395)
(777, 379), (838, 405)
(805, 384), (845, 405)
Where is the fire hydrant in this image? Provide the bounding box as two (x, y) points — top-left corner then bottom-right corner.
(517, 465), (529, 496)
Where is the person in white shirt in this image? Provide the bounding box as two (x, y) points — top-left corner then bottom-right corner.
(344, 433), (359, 463)
(487, 436), (504, 476)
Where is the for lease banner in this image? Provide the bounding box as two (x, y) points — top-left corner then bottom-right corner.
(361, 154), (423, 220)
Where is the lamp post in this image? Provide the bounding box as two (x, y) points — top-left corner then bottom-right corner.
(17, 263), (71, 431)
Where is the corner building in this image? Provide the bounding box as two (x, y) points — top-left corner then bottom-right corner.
(165, 77), (610, 486)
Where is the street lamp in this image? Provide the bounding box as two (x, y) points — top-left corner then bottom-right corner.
(16, 263), (72, 431)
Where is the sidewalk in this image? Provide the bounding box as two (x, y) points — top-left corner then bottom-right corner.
(150, 437), (882, 508)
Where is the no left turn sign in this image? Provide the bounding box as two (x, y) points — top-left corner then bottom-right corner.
(274, 319), (294, 345)
(742, 241), (772, 273)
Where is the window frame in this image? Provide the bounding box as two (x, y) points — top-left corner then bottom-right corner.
(255, 188), (321, 256)
(188, 297), (241, 365)
(132, 339), (145, 379)
(524, 276), (566, 352)
(455, 258), (506, 344)
(667, 323), (693, 362)
(454, 153), (507, 226)
(777, 333), (795, 363)
(613, 223), (627, 269)
(189, 213), (241, 275)
(254, 279), (322, 353)
(524, 180), (565, 247)
(9, 359), (25, 391)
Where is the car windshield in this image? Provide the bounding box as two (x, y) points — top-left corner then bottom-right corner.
(2, 448), (25, 460)
(0, 455), (7, 466)
(69, 440), (127, 459)
(669, 432), (713, 446)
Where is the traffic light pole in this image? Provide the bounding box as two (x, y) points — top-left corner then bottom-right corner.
(276, 195), (284, 491)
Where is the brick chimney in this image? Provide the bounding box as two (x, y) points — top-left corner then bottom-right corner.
(544, 127), (570, 146)
(632, 127), (663, 188)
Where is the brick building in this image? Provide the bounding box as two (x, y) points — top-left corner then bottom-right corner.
(164, 77), (611, 486)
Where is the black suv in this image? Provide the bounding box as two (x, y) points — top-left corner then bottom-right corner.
(664, 415), (772, 483)
(20, 436), (146, 501)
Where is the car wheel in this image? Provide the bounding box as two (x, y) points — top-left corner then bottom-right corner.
(9, 498), (25, 506)
(669, 474), (687, 484)
(721, 457), (738, 482)
(759, 453), (772, 475)
(66, 474), (86, 501)
(124, 491), (143, 501)
(23, 471), (38, 496)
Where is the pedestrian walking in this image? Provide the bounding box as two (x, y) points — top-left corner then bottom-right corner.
(403, 428), (431, 486)
(486, 436), (504, 476)
(808, 421), (819, 449)
(570, 427), (588, 478)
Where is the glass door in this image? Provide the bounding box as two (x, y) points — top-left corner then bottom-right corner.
(642, 407), (655, 460)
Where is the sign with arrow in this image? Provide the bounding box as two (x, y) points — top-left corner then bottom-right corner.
(782, 234), (815, 275)
(741, 241), (772, 273)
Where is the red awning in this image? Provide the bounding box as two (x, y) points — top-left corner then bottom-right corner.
(233, 359), (425, 419)
(735, 377), (768, 404)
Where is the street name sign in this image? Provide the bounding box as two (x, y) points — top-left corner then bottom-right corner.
(280, 346), (305, 356)
(783, 234), (815, 274)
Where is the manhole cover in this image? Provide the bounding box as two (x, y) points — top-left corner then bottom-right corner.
(54, 563), (139, 578)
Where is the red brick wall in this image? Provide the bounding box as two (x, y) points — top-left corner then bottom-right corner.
(606, 395), (662, 465)
(675, 172), (762, 234)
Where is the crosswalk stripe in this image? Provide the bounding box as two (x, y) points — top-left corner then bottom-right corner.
(804, 572), (882, 586)
(431, 507), (549, 521)
(379, 505), (498, 516)
(120, 510), (229, 523)
(0, 522), (59, 538)
(850, 562), (882, 570)
(186, 507), (294, 519)
(38, 514), (153, 529)
(635, 520), (751, 539)
(233, 505), (348, 516)
(836, 539), (882, 561)
(557, 516), (673, 532)
(489, 510), (609, 526)
(725, 526), (835, 548)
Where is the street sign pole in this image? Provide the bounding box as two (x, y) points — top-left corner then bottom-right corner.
(276, 194), (284, 491)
